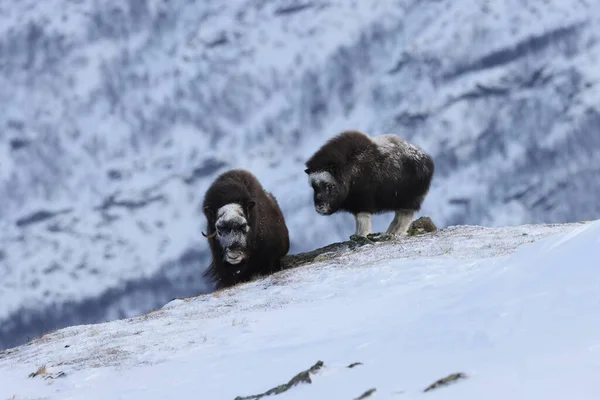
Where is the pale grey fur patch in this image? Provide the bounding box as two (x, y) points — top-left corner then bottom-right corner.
(216, 203), (245, 224)
(371, 134), (428, 169)
(386, 209), (414, 236)
(309, 171), (337, 215)
(308, 170), (336, 186)
(315, 203), (331, 215)
(215, 203), (249, 264)
(354, 212), (372, 236)
(224, 249), (244, 265)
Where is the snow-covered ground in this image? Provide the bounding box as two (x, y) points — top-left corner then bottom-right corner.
(3, 0), (600, 349)
(1, 219), (598, 399)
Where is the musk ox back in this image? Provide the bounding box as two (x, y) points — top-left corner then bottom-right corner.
(304, 130), (434, 238)
(201, 169), (290, 289)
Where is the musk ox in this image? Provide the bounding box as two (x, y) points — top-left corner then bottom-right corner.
(304, 130), (434, 237)
(201, 168), (290, 289)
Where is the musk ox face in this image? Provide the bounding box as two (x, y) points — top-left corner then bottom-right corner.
(213, 203), (251, 265)
(305, 169), (346, 215)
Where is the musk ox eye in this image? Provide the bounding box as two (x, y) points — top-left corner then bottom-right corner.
(240, 222), (248, 230)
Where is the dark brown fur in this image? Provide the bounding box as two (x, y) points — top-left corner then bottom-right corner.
(304, 130), (434, 215)
(202, 169), (290, 289)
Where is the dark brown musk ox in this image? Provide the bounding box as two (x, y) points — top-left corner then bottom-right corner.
(201, 169), (290, 289)
(304, 130), (435, 238)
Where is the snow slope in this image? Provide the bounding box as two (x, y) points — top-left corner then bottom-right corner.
(3, 0), (600, 349)
(1, 219), (599, 399)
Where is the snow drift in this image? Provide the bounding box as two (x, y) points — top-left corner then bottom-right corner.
(0, 219), (599, 399)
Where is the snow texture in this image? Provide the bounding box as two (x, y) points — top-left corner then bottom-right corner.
(2, 0), (600, 348)
(0, 219), (599, 399)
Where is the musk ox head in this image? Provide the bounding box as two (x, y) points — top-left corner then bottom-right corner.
(304, 167), (348, 215)
(202, 202), (254, 265)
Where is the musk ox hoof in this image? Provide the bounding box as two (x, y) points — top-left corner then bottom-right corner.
(366, 232), (396, 242)
(348, 234), (374, 247)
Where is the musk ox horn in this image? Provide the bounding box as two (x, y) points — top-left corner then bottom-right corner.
(202, 231), (217, 239)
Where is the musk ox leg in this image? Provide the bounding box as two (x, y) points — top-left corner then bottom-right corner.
(353, 212), (372, 237)
(386, 209), (414, 236)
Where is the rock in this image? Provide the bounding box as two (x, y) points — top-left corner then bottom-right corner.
(312, 254), (331, 263)
(234, 360), (324, 400)
(280, 217), (438, 272)
(423, 372), (467, 392)
(281, 242), (349, 270)
(354, 388), (376, 399)
(407, 216), (437, 236)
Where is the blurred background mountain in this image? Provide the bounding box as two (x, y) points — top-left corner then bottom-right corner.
(1, 0), (599, 349)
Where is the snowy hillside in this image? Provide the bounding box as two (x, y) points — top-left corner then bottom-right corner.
(2, 0), (600, 349)
(1, 219), (599, 399)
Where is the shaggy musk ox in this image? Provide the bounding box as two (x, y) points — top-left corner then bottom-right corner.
(201, 169), (290, 289)
(304, 130), (435, 237)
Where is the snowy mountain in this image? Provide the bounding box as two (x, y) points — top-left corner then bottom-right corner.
(1, 219), (599, 399)
(2, 0), (600, 349)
